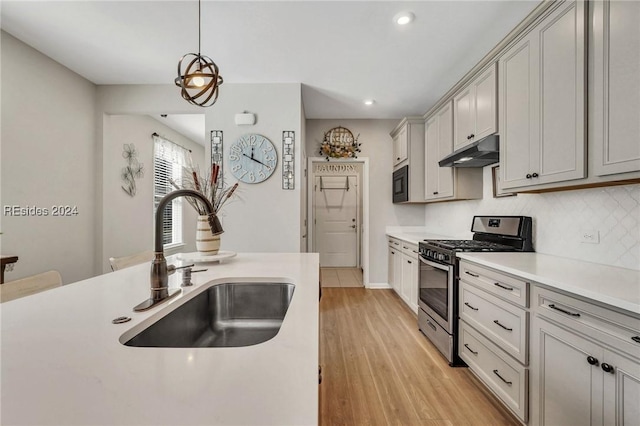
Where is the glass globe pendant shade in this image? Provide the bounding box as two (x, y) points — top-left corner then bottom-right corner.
(175, 53), (223, 107)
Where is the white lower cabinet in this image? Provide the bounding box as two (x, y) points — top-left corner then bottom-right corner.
(460, 321), (528, 421)
(530, 286), (640, 426)
(400, 249), (418, 313)
(458, 260), (529, 423)
(387, 238), (419, 314)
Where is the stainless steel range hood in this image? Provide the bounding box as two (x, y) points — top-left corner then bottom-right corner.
(438, 134), (499, 167)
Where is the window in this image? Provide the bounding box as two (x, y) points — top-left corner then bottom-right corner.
(153, 135), (189, 248)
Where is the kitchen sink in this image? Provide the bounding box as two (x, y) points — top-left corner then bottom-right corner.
(123, 282), (295, 348)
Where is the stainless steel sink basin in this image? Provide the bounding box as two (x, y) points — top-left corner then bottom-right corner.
(124, 282), (295, 348)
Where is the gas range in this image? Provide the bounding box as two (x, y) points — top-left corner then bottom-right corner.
(419, 216), (534, 265)
(416, 216), (533, 366)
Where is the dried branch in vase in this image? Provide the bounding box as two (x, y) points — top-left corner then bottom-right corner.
(171, 162), (240, 215)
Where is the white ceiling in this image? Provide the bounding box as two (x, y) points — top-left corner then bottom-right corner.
(1, 0), (539, 119)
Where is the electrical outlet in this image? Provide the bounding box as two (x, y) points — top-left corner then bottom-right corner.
(581, 230), (600, 244)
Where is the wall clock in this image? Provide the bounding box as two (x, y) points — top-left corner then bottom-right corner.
(228, 134), (278, 183)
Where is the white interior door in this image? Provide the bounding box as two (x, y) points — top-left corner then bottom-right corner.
(314, 175), (358, 267)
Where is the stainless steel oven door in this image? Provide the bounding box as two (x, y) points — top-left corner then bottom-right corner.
(418, 257), (454, 334)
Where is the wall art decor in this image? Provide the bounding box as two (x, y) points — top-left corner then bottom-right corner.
(282, 131), (295, 189)
(319, 126), (361, 160)
(121, 143), (144, 197)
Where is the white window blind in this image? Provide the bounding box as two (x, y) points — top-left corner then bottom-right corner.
(153, 134), (189, 247)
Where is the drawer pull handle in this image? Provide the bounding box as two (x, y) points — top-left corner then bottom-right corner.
(394, 242), (399, 245)
(493, 320), (513, 331)
(413, 250), (419, 254)
(548, 304), (581, 317)
(403, 246), (408, 249)
(464, 302), (479, 311)
(465, 271), (479, 278)
(493, 370), (512, 386)
(587, 356), (599, 366)
(425, 320), (437, 332)
(494, 282), (514, 291)
(464, 344), (478, 355)
(408, 261), (412, 264)
(601, 363), (615, 374)
(632, 336), (640, 344)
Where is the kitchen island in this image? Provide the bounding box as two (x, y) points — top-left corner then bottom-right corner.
(0, 253), (320, 425)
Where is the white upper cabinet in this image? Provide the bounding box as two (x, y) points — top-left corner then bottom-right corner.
(425, 102), (482, 202)
(453, 63), (498, 150)
(591, 0), (640, 176)
(500, 0), (586, 190)
(390, 118), (426, 203)
(425, 102), (454, 200)
(392, 124), (408, 167)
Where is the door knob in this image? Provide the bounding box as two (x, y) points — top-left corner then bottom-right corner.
(532, 173), (539, 178)
(587, 356), (599, 366)
(526, 174), (532, 179)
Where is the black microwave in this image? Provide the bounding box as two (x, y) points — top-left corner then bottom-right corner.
(392, 165), (409, 203)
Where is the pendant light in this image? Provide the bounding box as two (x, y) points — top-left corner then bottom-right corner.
(175, 0), (223, 107)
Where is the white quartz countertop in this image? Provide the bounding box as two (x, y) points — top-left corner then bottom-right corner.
(457, 252), (640, 316)
(386, 228), (454, 246)
(0, 253), (320, 425)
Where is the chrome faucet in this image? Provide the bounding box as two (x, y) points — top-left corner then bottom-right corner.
(133, 189), (223, 312)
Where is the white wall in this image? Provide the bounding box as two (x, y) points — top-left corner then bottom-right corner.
(1, 32), (97, 284)
(424, 167), (640, 271)
(101, 114), (205, 273)
(205, 84), (304, 253)
(305, 119), (425, 284)
(95, 84), (202, 273)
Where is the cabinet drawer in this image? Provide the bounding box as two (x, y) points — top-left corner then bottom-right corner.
(459, 260), (528, 307)
(419, 310), (453, 360)
(388, 237), (401, 248)
(400, 242), (418, 256)
(460, 282), (528, 364)
(532, 286), (640, 360)
(460, 321), (528, 422)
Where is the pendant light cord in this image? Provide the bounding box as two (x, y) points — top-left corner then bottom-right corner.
(198, 0), (201, 56)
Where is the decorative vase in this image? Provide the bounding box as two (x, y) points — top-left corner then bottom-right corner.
(196, 215), (222, 255)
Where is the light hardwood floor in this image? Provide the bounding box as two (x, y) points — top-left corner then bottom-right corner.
(321, 268), (363, 287)
(319, 288), (520, 425)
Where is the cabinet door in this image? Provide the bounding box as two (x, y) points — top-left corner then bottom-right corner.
(603, 349), (640, 426)
(393, 247), (403, 294)
(592, 0), (640, 176)
(425, 102), (454, 201)
(436, 103), (455, 198)
(531, 316), (603, 426)
(536, 0), (586, 185)
(453, 86), (474, 150)
(410, 254), (419, 312)
(500, 31), (538, 189)
(500, 0), (586, 190)
(393, 125), (408, 166)
(424, 115), (440, 200)
(388, 246), (396, 289)
(401, 253), (413, 307)
(472, 64), (498, 142)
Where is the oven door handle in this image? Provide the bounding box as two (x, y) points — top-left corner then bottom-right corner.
(419, 256), (453, 272)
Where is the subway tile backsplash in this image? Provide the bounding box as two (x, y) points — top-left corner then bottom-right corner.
(424, 167), (640, 270)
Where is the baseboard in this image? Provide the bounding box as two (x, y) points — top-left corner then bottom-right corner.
(366, 282), (392, 289)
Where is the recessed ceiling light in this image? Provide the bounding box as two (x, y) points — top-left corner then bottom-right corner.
(394, 12), (415, 26)
(364, 99), (375, 106)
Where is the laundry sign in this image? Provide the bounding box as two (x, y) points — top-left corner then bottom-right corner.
(315, 164), (357, 174)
